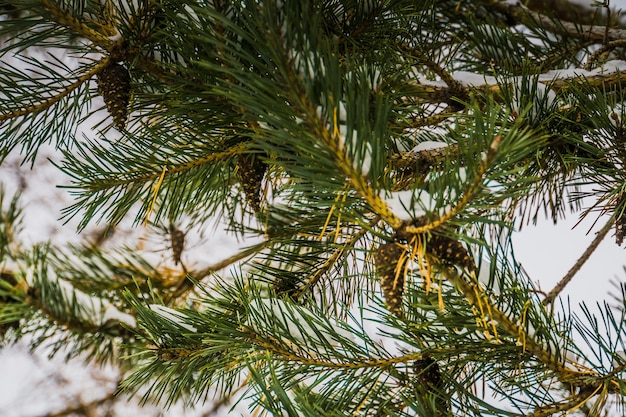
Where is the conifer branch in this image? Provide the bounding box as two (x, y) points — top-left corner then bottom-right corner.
(35, 0), (116, 50)
(312, 110), (403, 229)
(528, 389), (595, 417)
(442, 267), (597, 387)
(550, 71), (626, 93)
(585, 39), (626, 70)
(280, 51), (404, 230)
(191, 241), (271, 281)
(0, 59), (108, 122)
(133, 54), (207, 92)
(491, 1), (626, 42)
(404, 136), (500, 235)
(401, 83), (454, 105)
(390, 143), (459, 189)
(392, 144), (458, 171)
(24, 284), (134, 339)
(244, 327), (424, 371)
(163, 242), (273, 303)
(403, 67), (626, 105)
(398, 111), (456, 129)
(406, 46), (467, 99)
(290, 221), (374, 300)
(4, 2), (626, 415)
(33, 0), (218, 106)
(82, 145), (246, 192)
(148, 145), (245, 180)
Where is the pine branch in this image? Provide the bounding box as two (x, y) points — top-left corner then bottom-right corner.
(57, 137), (244, 229)
(491, 1), (626, 42)
(67, 144), (245, 193)
(404, 135), (501, 235)
(0, 59), (107, 122)
(527, 389), (595, 417)
(259, 28), (406, 231)
(391, 143), (458, 172)
(403, 65), (626, 103)
(585, 39), (626, 70)
(35, 0), (117, 49)
(12, 261), (136, 363)
(442, 266), (602, 391)
(5, 2), (626, 415)
(190, 241), (271, 281)
(299, 98), (404, 229)
(401, 44), (468, 108)
(242, 326), (421, 371)
(289, 218), (377, 301)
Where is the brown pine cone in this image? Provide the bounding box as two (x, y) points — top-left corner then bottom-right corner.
(97, 62), (131, 130)
(236, 153), (267, 212)
(374, 241), (406, 315)
(169, 225), (185, 266)
(427, 234), (476, 271)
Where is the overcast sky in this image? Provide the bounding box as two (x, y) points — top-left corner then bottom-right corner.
(2, 1), (626, 416)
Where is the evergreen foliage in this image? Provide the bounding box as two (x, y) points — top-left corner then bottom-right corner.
(2, 0), (626, 415)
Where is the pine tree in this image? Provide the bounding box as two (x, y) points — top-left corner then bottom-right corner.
(3, 1), (626, 416)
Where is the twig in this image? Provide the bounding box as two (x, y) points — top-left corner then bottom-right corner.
(527, 389), (595, 417)
(35, 0), (115, 49)
(90, 144), (247, 190)
(491, 1), (626, 42)
(403, 65), (626, 105)
(165, 241), (271, 301)
(407, 46), (467, 99)
(391, 143), (458, 171)
(584, 38), (626, 70)
(542, 217), (614, 305)
(0, 59), (109, 122)
(442, 267), (589, 383)
(403, 135), (501, 235)
(291, 218), (378, 300)
(190, 241), (270, 280)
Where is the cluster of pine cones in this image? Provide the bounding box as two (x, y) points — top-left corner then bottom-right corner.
(374, 222), (476, 316)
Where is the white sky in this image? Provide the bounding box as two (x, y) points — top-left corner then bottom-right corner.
(514, 209), (624, 307)
(3, 1), (626, 416)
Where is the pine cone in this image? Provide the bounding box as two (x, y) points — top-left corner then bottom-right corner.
(414, 356), (443, 390)
(169, 225), (185, 266)
(616, 217), (626, 246)
(427, 234), (476, 270)
(374, 241), (406, 315)
(236, 153), (267, 212)
(97, 62), (131, 130)
(414, 356), (449, 412)
(616, 201), (626, 245)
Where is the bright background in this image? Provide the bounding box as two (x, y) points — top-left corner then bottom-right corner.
(1, 1), (626, 416)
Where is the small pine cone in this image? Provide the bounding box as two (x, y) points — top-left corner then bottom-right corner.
(273, 276), (303, 296)
(616, 212), (626, 245)
(97, 62), (131, 130)
(374, 241), (406, 315)
(414, 356), (443, 390)
(413, 356), (449, 412)
(170, 226), (185, 265)
(427, 235), (475, 270)
(236, 153), (267, 212)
